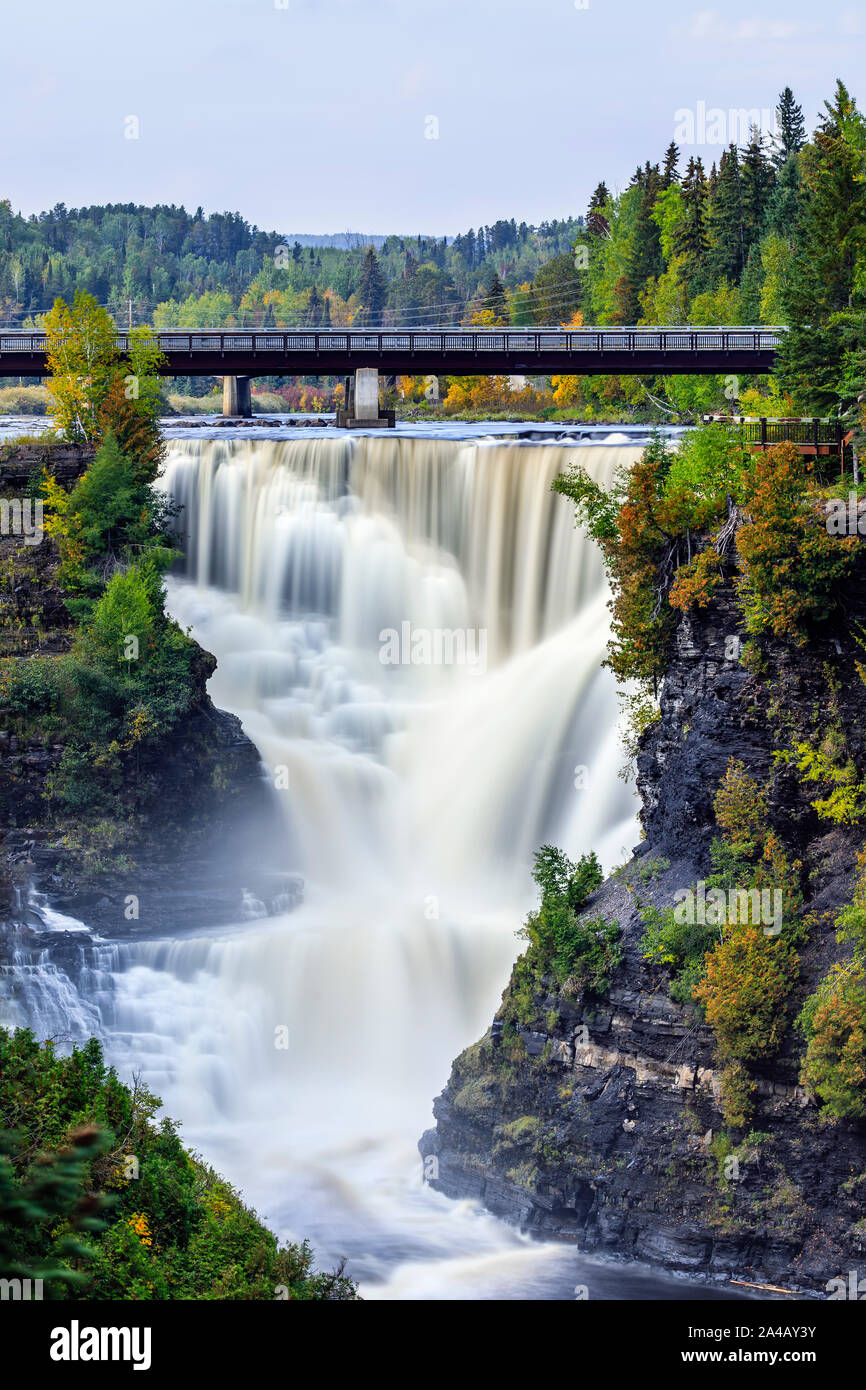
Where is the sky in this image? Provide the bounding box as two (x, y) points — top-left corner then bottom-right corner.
(4, 0), (865, 237)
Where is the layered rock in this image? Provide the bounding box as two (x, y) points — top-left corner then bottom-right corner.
(422, 556), (866, 1293)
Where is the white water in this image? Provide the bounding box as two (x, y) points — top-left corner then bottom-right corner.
(4, 431), (650, 1299)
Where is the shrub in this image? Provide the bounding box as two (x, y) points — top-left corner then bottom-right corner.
(523, 900), (622, 991)
(695, 925), (799, 1061)
(713, 758), (769, 858)
(799, 965), (866, 1120)
(668, 545), (724, 612)
(736, 442), (858, 644)
(719, 1059), (757, 1128)
(639, 902), (720, 1004)
(511, 844), (620, 1006)
(530, 844), (603, 914)
(553, 425), (744, 689)
(789, 740), (866, 825)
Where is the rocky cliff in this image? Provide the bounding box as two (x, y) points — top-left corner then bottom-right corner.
(0, 443), (296, 950)
(421, 545), (866, 1294)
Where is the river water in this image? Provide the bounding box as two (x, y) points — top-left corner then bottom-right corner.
(1, 418), (743, 1299)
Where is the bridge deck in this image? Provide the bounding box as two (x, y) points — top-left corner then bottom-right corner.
(0, 326), (783, 378)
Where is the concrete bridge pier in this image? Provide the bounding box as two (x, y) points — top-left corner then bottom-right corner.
(337, 367), (394, 428)
(222, 375), (252, 418)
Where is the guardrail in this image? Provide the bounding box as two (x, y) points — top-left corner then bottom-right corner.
(0, 327), (785, 356)
(702, 415), (844, 449)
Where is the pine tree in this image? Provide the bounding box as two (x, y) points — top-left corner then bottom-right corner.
(773, 87), (806, 168)
(629, 164), (665, 296)
(706, 146), (745, 282)
(740, 128), (775, 259)
(482, 271), (510, 323)
(706, 145), (745, 283)
(357, 247), (387, 325)
(662, 141), (680, 187)
(586, 183), (611, 238)
(306, 284), (324, 326)
(762, 152), (802, 238)
(675, 157), (710, 276)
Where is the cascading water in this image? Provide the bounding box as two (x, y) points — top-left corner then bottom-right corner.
(3, 428), (688, 1299)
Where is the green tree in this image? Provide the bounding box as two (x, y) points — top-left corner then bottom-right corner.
(357, 246), (387, 324)
(674, 157), (710, 279)
(772, 86), (806, 168)
(740, 129), (775, 260)
(44, 292), (118, 442)
(530, 255), (582, 324)
(706, 145), (744, 283)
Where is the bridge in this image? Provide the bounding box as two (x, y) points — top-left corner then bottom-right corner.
(0, 325), (784, 422)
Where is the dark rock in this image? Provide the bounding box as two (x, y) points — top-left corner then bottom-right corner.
(421, 554), (866, 1293)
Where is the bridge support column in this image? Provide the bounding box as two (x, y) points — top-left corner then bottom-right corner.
(336, 368), (394, 428)
(222, 375), (252, 418)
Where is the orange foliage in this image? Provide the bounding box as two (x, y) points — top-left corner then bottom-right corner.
(737, 441), (858, 644)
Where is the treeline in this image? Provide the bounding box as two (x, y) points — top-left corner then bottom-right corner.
(0, 198), (580, 333)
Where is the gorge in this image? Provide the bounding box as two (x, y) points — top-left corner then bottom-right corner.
(1, 424), (715, 1299)
(5, 420), (865, 1300)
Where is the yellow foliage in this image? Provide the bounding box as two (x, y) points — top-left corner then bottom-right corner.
(128, 1212), (153, 1247)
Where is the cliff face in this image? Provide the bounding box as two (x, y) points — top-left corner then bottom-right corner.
(0, 444), (296, 945)
(421, 557), (866, 1293)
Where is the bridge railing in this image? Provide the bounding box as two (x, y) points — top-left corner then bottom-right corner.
(0, 327), (785, 356)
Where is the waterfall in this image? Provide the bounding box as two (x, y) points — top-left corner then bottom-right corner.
(2, 431), (645, 1298)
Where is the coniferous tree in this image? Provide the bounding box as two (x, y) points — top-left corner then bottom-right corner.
(773, 87), (806, 168)
(706, 145), (745, 283)
(586, 183), (611, 238)
(482, 270), (510, 323)
(762, 151), (802, 238)
(629, 164), (665, 293)
(662, 141), (680, 187)
(357, 246), (387, 325)
(740, 128), (775, 259)
(675, 157), (710, 277)
(306, 285), (323, 326)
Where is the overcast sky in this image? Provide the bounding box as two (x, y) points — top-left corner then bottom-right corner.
(5, 0), (864, 236)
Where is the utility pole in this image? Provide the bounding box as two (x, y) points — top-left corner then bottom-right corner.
(128, 297), (133, 330)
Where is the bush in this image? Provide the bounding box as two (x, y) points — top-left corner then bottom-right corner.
(639, 902), (720, 1002)
(799, 965), (866, 1120)
(530, 844), (603, 914)
(719, 1059), (757, 1128)
(789, 740), (866, 825)
(516, 845), (619, 994)
(523, 900), (622, 991)
(695, 926), (799, 1061)
(736, 442), (858, 644)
